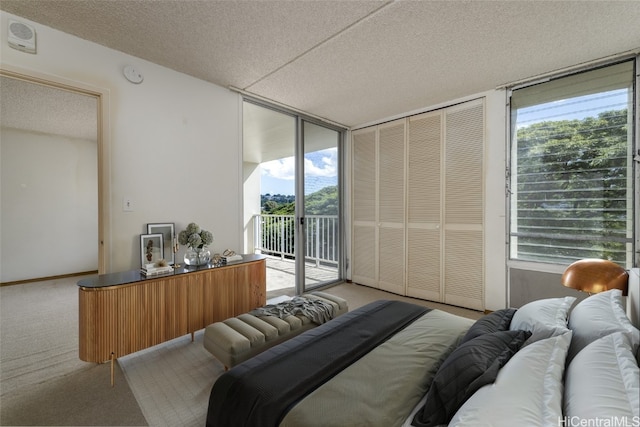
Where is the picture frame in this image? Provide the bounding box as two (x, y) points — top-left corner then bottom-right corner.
(140, 233), (164, 267)
(147, 223), (175, 265)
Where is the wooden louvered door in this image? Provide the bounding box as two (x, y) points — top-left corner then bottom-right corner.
(377, 120), (406, 295)
(351, 120), (406, 293)
(351, 99), (484, 309)
(352, 127), (378, 287)
(406, 111), (442, 301)
(443, 99), (484, 310)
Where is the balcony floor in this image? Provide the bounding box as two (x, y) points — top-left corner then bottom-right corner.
(265, 255), (340, 299)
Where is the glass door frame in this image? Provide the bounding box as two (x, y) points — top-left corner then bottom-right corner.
(294, 117), (346, 294)
(242, 97), (347, 295)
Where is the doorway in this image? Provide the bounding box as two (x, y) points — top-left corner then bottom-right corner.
(242, 100), (344, 296)
(0, 67), (108, 283)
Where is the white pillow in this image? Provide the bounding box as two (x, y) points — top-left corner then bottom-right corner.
(567, 289), (639, 363)
(449, 331), (571, 427)
(564, 332), (639, 422)
(509, 296), (576, 344)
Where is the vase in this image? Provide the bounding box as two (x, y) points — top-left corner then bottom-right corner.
(184, 246), (211, 266)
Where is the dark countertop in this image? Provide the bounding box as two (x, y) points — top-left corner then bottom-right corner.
(77, 254), (266, 289)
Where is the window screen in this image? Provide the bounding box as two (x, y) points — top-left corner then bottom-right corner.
(509, 60), (635, 267)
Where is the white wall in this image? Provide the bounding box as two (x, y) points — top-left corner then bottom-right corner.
(243, 161), (262, 253)
(1, 11), (242, 274)
(1, 128), (97, 282)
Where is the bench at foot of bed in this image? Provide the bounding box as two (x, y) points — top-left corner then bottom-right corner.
(203, 291), (348, 370)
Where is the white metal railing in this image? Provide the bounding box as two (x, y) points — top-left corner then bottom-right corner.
(253, 214), (339, 267)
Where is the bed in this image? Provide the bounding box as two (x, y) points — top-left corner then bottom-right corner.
(206, 275), (640, 427)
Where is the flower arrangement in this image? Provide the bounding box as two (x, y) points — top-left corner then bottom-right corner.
(178, 222), (213, 249)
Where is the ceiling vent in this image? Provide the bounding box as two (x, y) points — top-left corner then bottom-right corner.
(8, 20), (36, 54)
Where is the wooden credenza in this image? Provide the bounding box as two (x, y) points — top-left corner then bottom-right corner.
(78, 255), (266, 364)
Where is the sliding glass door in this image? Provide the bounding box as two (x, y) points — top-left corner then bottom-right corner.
(296, 121), (341, 292)
(243, 101), (344, 296)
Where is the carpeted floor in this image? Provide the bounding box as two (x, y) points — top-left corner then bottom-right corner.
(1, 277), (482, 426)
(0, 277), (147, 426)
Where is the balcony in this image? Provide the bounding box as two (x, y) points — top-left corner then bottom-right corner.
(253, 214), (340, 298)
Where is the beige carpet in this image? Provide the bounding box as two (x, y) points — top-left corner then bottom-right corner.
(0, 277), (147, 426)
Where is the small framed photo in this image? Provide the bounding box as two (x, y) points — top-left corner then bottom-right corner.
(140, 233), (164, 267)
(147, 223), (175, 265)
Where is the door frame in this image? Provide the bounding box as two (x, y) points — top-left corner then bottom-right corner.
(295, 117), (346, 294)
(0, 64), (111, 275)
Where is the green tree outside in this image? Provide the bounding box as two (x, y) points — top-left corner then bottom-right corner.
(513, 109), (629, 264)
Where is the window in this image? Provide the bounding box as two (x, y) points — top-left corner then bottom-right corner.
(509, 60), (636, 267)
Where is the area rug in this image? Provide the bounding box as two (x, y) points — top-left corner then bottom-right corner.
(118, 330), (224, 427)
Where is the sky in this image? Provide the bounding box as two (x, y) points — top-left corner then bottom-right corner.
(515, 89), (628, 129)
(261, 147), (337, 196)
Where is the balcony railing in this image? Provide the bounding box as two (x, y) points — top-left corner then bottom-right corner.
(253, 214), (339, 267)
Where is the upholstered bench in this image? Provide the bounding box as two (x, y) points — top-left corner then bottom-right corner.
(203, 291), (348, 369)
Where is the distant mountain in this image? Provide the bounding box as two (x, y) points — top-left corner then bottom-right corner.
(261, 185), (337, 215)
(305, 186), (338, 215)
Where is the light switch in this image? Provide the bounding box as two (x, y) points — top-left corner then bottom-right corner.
(123, 197), (134, 212)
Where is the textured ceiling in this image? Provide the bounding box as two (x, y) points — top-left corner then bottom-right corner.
(0, 76), (98, 140)
(1, 0), (639, 128)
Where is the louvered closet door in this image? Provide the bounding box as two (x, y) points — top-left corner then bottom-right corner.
(352, 127), (377, 287)
(406, 111), (442, 301)
(443, 99), (484, 311)
(378, 119), (406, 295)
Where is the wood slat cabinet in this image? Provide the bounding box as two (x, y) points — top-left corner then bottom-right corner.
(79, 256), (266, 363)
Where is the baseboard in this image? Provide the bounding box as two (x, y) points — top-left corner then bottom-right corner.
(1, 270), (97, 286)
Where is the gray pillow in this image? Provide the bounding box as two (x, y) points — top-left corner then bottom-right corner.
(564, 332), (639, 420)
(460, 308), (517, 345)
(449, 331), (572, 427)
(510, 296), (575, 344)
(567, 289), (639, 363)
(412, 329), (531, 427)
